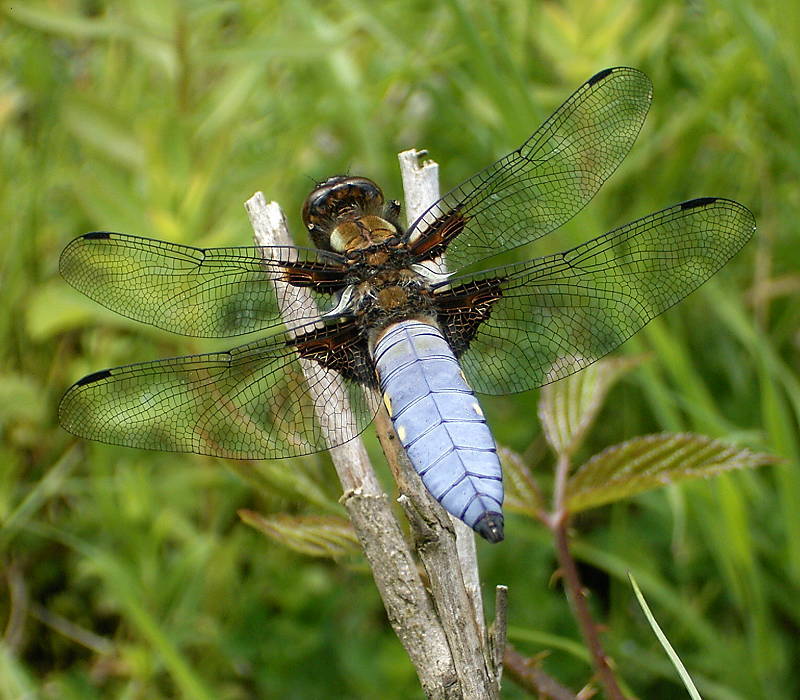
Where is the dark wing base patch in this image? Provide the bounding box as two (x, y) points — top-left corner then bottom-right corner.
(288, 322), (375, 387)
(435, 280), (505, 357)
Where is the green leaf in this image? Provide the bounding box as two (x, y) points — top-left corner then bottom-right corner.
(239, 511), (360, 559)
(226, 459), (341, 514)
(566, 433), (778, 513)
(498, 446), (544, 517)
(629, 573), (702, 700)
(538, 354), (646, 458)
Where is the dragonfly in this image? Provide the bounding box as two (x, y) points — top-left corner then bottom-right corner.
(59, 67), (755, 543)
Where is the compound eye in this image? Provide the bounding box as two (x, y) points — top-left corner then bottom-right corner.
(301, 176), (384, 229)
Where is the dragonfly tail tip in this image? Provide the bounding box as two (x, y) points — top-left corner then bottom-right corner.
(474, 513), (504, 543)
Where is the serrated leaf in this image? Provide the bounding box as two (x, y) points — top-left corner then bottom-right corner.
(226, 458), (340, 514)
(538, 355), (646, 458)
(498, 447), (544, 516)
(566, 433), (778, 513)
(239, 511), (360, 559)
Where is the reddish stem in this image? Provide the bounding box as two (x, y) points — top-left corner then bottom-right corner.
(550, 453), (626, 700)
(503, 643), (578, 699)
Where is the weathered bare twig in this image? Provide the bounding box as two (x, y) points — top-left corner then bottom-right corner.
(389, 149), (500, 696)
(490, 585), (508, 675)
(503, 644), (578, 700)
(397, 150), (485, 622)
(399, 149), (509, 687)
(246, 146), (506, 700)
(372, 410), (496, 697)
(243, 148), (504, 698)
(245, 195), (457, 698)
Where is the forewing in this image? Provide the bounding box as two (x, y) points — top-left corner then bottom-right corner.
(406, 67), (653, 271)
(435, 198), (755, 394)
(60, 232), (348, 337)
(59, 320), (379, 459)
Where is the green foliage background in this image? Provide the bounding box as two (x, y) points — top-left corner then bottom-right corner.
(2, 0), (799, 697)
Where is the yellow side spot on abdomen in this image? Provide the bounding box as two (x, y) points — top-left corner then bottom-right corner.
(472, 402), (484, 418)
(383, 393), (393, 416)
(397, 425), (406, 442)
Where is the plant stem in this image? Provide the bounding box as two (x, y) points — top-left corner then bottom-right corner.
(551, 453), (626, 700)
(503, 643), (578, 700)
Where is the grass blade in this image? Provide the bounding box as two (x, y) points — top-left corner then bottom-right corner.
(629, 573), (702, 700)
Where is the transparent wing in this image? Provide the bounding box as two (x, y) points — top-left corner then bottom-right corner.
(406, 67), (653, 271)
(60, 232), (348, 337)
(59, 320), (379, 459)
(434, 198), (755, 394)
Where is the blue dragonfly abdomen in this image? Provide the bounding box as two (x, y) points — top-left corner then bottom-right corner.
(373, 319), (504, 542)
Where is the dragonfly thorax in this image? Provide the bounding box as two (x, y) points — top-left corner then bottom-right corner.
(340, 267), (436, 334)
(376, 285), (408, 310)
(329, 215), (399, 253)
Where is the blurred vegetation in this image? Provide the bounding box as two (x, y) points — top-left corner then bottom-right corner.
(1, 0), (798, 697)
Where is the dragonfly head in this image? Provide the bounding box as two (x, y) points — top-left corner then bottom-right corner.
(302, 176), (401, 253)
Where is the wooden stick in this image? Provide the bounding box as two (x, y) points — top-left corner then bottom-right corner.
(398, 149), (486, 630)
(245, 194), (457, 698)
(243, 147), (503, 698)
(391, 149), (499, 696)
